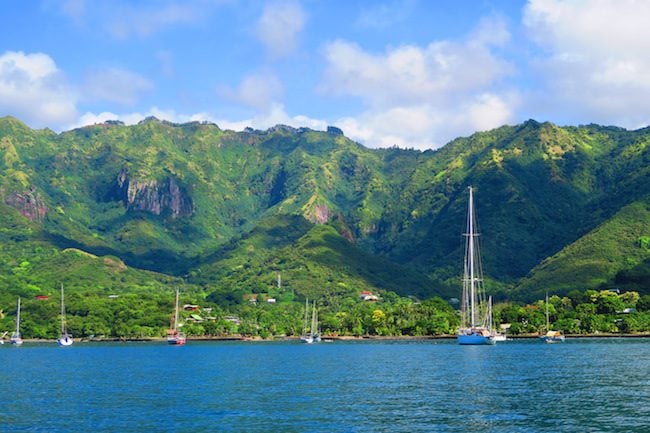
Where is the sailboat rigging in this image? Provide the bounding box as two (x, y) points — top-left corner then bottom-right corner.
(167, 288), (186, 345)
(540, 292), (565, 343)
(457, 186), (496, 345)
(300, 299), (320, 343)
(57, 284), (73, 346)
(11, 297), (23, 345)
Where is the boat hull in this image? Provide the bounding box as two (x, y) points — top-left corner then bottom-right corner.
(57, 335), (73, 346)
(540, 336), (565, 343)
(11, 331), (23, 345)
(458, 329), (496, 345)
(540, 330), (565, 343)
(167, 332), (186, 345)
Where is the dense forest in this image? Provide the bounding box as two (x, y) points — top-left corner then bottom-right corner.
(1, 284), (649, 340)
(0, 116), (648, 339)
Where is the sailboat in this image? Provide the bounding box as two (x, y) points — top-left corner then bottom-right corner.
(167, 289), (186, 345)
(457, 186), (496, 345)
(10, 297), (23, 345)
(300, 298), (313, 343)
(57, 284), (73, 346)
(300, 299), (320, 343)
(540, 292), (565, 343)
(310, 301), (321, 343)
(489, 296), (507, 341)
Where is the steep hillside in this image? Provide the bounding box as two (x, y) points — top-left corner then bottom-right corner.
(193, 214), (440, 303)
(514, 198), (650, 300)
(1, 116), (649, 303)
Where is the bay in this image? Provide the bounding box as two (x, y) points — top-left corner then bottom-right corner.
(0, 338), (648, 432)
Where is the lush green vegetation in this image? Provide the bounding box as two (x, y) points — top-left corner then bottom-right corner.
(2, 283), (649, 340)
(497, 290), (650, 335)
(514, 200), (650, 301)
(1, 116), (649, 338)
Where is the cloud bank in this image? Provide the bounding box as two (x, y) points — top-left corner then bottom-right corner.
(4, 1), (650, 150)
(321, 17), (516, 148)
(0, 51), (77, 128)
(523, 0), (650, 128)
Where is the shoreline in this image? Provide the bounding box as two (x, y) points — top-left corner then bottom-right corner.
(7, 332), (650, 344)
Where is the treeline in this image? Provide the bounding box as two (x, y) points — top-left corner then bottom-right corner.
(497, 289), (650, 335)
(0, 288), (458, 340)
(1, 288), (649, 340)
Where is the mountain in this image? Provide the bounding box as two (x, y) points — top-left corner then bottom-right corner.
(514, 199), (650, 301)
(0, 116), (649, 304)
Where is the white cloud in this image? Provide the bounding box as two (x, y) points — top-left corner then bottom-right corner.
(247, 103), (327, 131)
(0, 51), (77, 128)
(82, 68), (153, 106)
(334, 93), (516, 149)
(74, 107), (213, 129)
(217, 73), (284, 111)
(211, 103), (326, 132)
(73, 104), (327, 133)
(75, 111), (138, 128)
(523, 0), (650, 127)
(320, 17), (516, 149)
(255, 1), (306, 59)
(468, 93), (517, 132)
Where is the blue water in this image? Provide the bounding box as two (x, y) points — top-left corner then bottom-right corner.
(1, 338), (648, 432)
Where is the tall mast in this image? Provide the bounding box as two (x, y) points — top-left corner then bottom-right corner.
(16, 297), (21, 335)
(60, 283), (66, 335)
(545, 292), (550, 332)
(311, 301), (317, 335)
(303, 298), (309, 335)
(174, 289), (180, 332)
(467, 186), (477, 327)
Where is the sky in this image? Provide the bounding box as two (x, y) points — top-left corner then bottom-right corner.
(1, 0), (650, 150)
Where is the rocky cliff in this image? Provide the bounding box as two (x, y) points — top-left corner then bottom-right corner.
(114, 168), (193, 218)
(4, 188), (47, 222)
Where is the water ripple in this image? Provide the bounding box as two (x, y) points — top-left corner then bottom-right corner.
(0, 338), (648, 432)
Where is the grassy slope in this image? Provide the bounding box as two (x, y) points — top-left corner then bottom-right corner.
(191, 214), (438, 302)
(515, 198), (650, 299)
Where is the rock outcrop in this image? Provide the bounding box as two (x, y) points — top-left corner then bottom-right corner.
(4, 188), (47, 222)
(114, 168), (193, 218)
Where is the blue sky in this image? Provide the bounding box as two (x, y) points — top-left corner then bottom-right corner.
(1, 0), (650, 149)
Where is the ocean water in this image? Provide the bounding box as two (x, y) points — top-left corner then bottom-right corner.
(0, 338), (648, 432)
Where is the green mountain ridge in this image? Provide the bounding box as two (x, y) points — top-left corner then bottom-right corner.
(515, 198), (650, 301)
(1, 115), (649, 306)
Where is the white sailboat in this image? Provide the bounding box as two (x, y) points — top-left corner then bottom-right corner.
(300, 298), (313, 343)
(300, 299), (320, 343)
(167, 288), (186, 345)
(540, 292), (565, 343)
(10, 297), (23, 345)
(490, 296), (507, 341)
(57, 284), (73, 346)
(310, 301), (321, 343)
(458, 186), (496, 345)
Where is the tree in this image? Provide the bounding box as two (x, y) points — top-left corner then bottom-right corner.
(619, 291), (640, 308)
(594, 291), (624, 314)
(637, 294), (650, 312)
(567, 290), (588, 307)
